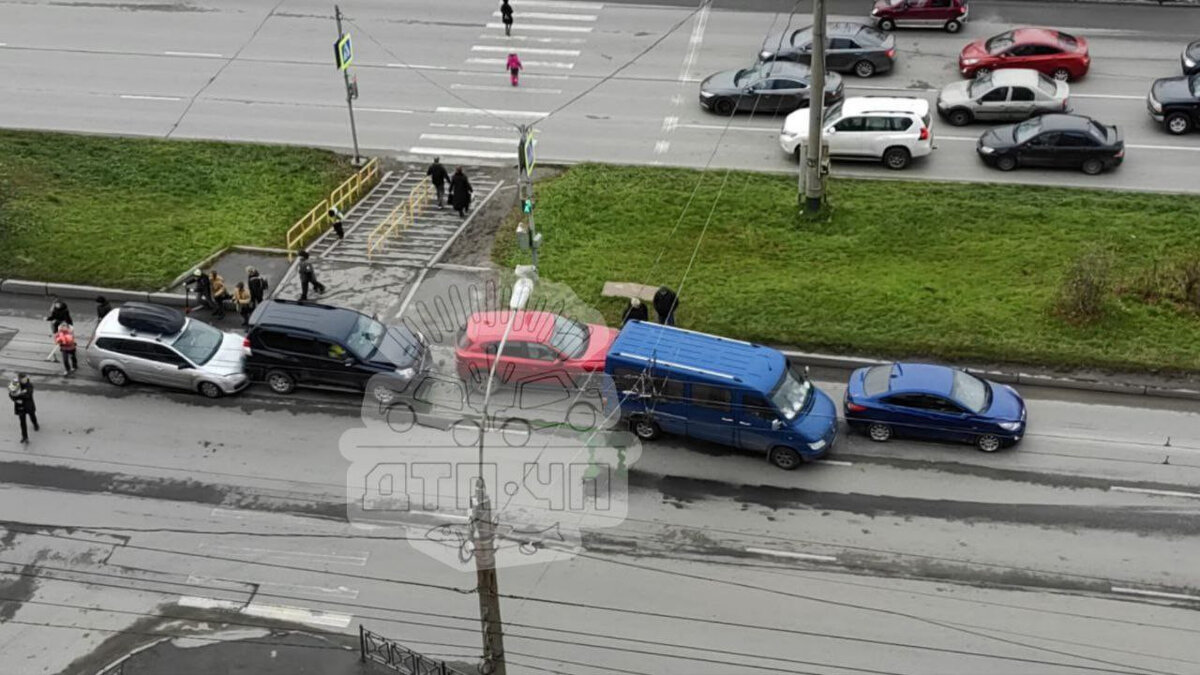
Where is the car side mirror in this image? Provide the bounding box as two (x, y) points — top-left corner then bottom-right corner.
(771, 419), (784, 431)
(826, 127), (837, 134)
(343, 358), (356, 366)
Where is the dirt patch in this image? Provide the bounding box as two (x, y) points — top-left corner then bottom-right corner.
(441, 165), (564, 268)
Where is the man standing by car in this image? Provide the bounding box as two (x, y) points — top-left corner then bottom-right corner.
(653, 286), (679, 326)
(427, 157), (449, 209)
(9, 374), (38, 444)
(297, 251), (326, 301)
(45, 296), (72, 335)
(247, 267), (269, 309)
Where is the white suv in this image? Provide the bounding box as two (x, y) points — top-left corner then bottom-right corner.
(780, 96), (934, 170)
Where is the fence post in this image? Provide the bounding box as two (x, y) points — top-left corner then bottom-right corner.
(360, 625), (367, 663)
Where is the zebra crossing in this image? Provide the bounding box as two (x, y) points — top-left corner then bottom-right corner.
(408, 0), (602, 162)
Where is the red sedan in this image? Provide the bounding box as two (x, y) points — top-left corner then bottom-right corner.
(959, 28), (1090, 81)
(455, 311), (619, 386)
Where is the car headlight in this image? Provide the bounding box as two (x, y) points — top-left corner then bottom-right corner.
(998, 422), (1022, 432)
(1185, 56), (1196, 68)
(808, 439), (827, 451)
(1148, 96), (1162, 112)
(962, 58), (979, 66)
(759, 51), (774, 61)
(395, 367), (416, 381)
(979, 146), (995, 154)
(699, 90), (715, 99)
(871, 8), (880, 15)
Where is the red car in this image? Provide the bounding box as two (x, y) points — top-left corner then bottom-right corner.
(959, 28), (1090, 82)
(871, 0), (969, 34)
(455, 311), (619, 385)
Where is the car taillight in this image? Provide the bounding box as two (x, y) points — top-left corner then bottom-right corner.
(242, 336), (252, 355)
(918, 127), (929, 141)
(886, 48), (896, 59)
(847, 403), (868, 413)
(1115, 148), (1124, 158)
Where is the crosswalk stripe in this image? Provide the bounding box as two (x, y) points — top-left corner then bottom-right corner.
(409, 147), (516, 159)
(492, 11), (596, 21)
(420, 134), (516, 146)
(451, 83), (563, 94)
(476, 34), (586, 44)
(436, 106), (547, 118)
(466, 57), (574, 69)
(485, 22), (592, 33)
(514, 0), (603, 8)
(472, 45), (581, 56)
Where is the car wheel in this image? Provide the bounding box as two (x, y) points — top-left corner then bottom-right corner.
(854, 60), (876, 78)
(995, 154), (1018, 171)
(1166, 112), (1192, 135)
(631, 417), (660, 441)
(103, 367), (129, 387)
(882, 146), (911, 170)
(769, 446), (803, 470)
(713, 98), (735, 116)
(973, 68), (991, 79)
(1052, 68), (1071, 82)
(197, 381), (223, 399)
(266, 369), (296, 395)
(976, 434), (1002, 453)
(944, 19), (962, 33)
(1081, 157), (1105, 175)
(878, 18), (896, 31)
(867, 423), (892, 442)
(947, 108), (973, 126)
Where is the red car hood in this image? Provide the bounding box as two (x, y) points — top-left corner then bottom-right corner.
(580, 325), (620, 366)
(960, 41), (988, 61)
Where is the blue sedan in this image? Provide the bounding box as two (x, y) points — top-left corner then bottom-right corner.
(843, 363), (1026, 452)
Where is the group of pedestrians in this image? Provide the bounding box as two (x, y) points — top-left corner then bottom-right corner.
(622, 286), (680, 326)
(185, 266), (269, 326)
(426, 158), (474, 217)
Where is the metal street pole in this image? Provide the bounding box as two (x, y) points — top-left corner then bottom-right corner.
(803, 0), (827, 213)
(334, 5), (363, 166)
(517, 125), (539, 269)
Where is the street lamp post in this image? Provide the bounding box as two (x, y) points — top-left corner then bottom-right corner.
(803, 0), (828, 213)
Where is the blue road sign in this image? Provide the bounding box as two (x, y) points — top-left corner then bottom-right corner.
(335, 34), (353, 70)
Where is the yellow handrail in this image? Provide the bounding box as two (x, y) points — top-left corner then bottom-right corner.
(366, 176), (433, 259)
(286, 157), (380, 255)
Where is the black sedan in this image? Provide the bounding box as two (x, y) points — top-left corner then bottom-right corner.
(1147, 74), (1200, 135)
(699, 61), (844, 115)
(976, 114), (1123, 175)
(758, 22), (896, 78)
(1183, 39), (1200, 76)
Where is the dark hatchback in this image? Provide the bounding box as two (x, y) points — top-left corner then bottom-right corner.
(1147, 73), (1200, 135)
(758, 22), (896, 78)
(699, 61), (844, 115)
(243, 300), (429, 403)
(976, 113), (1123, 174)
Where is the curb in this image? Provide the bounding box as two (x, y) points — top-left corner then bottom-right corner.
(781, 350), (1200, 401)
(0, 279), (188, 307)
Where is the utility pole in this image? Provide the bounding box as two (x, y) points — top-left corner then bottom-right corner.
(333, 5), (363, 166)
(517, 125), (541, 269)
(803, 0), (827, 213)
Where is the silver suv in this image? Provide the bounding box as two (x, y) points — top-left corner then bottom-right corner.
(87, 303), (248, 398)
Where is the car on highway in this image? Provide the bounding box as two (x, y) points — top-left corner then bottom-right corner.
(758, 22), (896, 78)
(959, 28), (1090, 81)
(844, 363), (1026, 453)
(243, 299), (429, 403)
(605, 321), (838, 470)
(1183, 39), (1200, 76)
(86, 302), (247, 398)
(871, 0), (970, 34)
(780, 96), (933, 170)
(1147, 73), (1200, 135)
(699, 61), (844, 115)
(937, 68), (1070, 126)
(976, 113), (1123, 174)
(454, 310), (618, 386)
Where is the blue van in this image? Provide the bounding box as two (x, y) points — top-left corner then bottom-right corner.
(603, 321), (838, 470)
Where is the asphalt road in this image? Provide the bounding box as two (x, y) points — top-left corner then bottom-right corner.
(1, 0), (1198, 192)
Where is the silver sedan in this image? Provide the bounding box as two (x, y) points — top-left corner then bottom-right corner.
(936, 68), (1070, 127)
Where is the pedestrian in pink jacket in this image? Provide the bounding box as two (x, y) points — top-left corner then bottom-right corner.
(507, 53), (522, 87)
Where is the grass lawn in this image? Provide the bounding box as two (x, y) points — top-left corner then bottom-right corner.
(0, 130), (353, 289)
(495, 164), (1200, 373)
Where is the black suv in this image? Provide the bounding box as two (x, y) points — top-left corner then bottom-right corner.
(243, 300), (429, 402)
(1147, 73), (1200, 135)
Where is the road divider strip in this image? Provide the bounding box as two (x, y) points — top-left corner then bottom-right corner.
(1111, 587), (1200, 603)
(1110, 486), (1200, 499)
(745, 547), (837, 562)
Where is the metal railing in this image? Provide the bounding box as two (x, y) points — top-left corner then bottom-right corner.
(286, 157), (380, 255)
(366, 176), (433, 259)
(360, 626), (470, 675)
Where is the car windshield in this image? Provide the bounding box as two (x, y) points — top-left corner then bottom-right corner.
(548, 316), (590, 359)
(985, 32), (1014, 54)
(790, 28), (812, 47)
(949, 370), (990, 414)
(1013, 116), (1042, 143)
(769, 368), (812, 421)
(345, 314), (386, 361)
(1058, 32), (1077, 49)
(733, 65), (764, 86)
(1191, 74), (1200, 96)
(1036, 73), (1058, 96)
(170, 320), (223, 365)
(968, 72), (993, 97)
(822, 100), (844, 125)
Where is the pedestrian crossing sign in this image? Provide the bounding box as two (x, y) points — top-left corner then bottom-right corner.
(335, 33), (353, 70)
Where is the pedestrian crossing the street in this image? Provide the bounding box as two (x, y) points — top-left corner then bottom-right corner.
(407, 0), (602, 163)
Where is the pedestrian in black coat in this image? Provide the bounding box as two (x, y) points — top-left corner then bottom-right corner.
(45, 297), (72, 335)
(9, 374), (38, 443)
(449, 168), (473, 218)
(501, 0), (514, 35)
(427, 158), (450, 209)
(621, 298), (649, 326)
(95, 296), (113, 320)
(246, 266), (269, 308)
(653, 286), (679, 326)
(297, 251), (326, 301)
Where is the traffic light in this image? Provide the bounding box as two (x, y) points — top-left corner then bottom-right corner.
(522, 199), (533, 214)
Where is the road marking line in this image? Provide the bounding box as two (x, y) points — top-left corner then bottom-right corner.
(243, 602), (353, 628)
(477, 35), (586, 44)
(1110, 486), (1200, 499)
(186, 575), (361, 600)
(745, 547), (837, 562)
(493, 11), (596, 21)
(472, 45), (581, 56)
(386, 63), (450, 70)
(436, 106), (547, 118)
(451, 83), (563, 94)
(678, 1), (710, 83)
(203, 544), (369, 566)
(420, 133), (515, 145)
(662, 116), (678, 133)
(1072, 93), (1146, 100)
(465, 57), (574, 69)
(678, 123), (777, 132)
(939, 135), (981, 142)
(430, 122), (531, 131)
(409, 146), (516, 159)
(356, 107), (414, 114)
(654, 140), (670, 154)
(1127, 143), (1200, 152)
(120, 94), (181, 102)
(514, 0), (603, 8)
(456, 70), (571, 80)
(164, 50), (222, 58)
(210, 507), (280, 520)
(411, 510), (471, 521)
(486, 22), (592, 33)
(816, 459), (854, 467)
(1111, 587), (1200, 602)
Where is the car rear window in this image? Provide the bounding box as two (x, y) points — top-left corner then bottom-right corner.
(857, 26), (888, 43)
(1036, 73), (1058, 96)
(1087, 120), (1109, 141)
(863, 365), (892, 396)
(1058, 32), (1078, 49)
